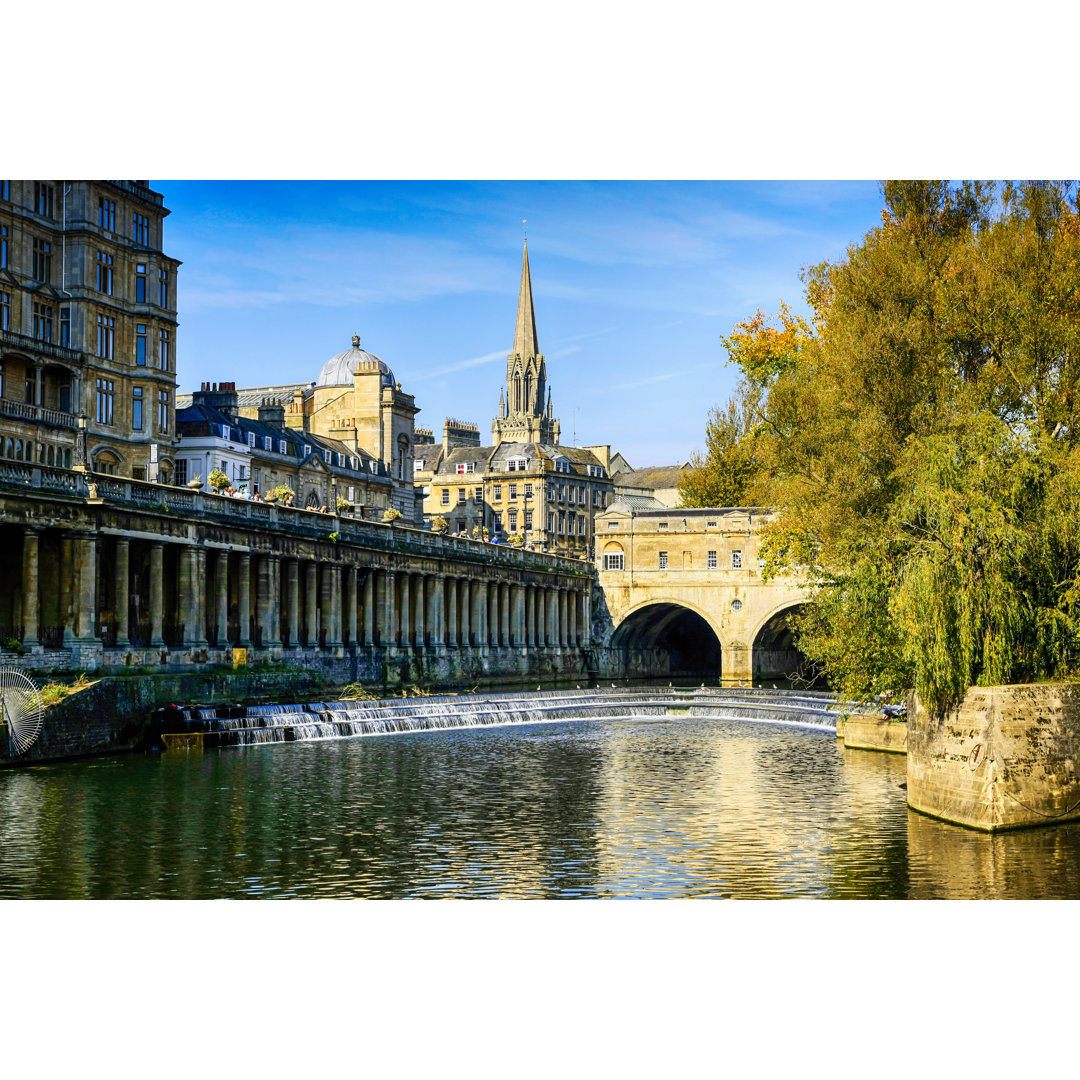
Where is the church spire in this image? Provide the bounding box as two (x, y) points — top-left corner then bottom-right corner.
(513, 240), (539, 362)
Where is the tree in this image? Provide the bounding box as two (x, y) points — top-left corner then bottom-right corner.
(714, 180), (1080, 711)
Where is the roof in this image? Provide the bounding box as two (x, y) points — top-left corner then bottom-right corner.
(613, 464), (689, 491)
(316, 335), (394, 388)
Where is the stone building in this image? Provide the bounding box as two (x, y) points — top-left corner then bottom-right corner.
(0, 180), (179, 481)
(610, 462), (691, 509)
(416, 243), (615, 554)
(175, 382), (394, 513)
(176, 337), (422, 522)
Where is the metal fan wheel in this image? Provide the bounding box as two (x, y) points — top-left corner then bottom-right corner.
(0, 667), (44, 756)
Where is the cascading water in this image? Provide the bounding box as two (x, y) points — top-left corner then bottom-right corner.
(158, 687), (851, 750)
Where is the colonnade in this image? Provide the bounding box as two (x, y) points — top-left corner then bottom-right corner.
(13, 525), (591, 658)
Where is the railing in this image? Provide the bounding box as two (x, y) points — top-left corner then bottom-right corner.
(0, 399), (81, 430)
(0, 328), (84, 367)
(131, 624), (152, 647)
(0, 625), (24, 648)
(40, 626), (64, 649)
(104, 181), (165, 208)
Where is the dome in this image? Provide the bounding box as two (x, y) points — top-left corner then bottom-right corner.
(316, 335), (395, 388)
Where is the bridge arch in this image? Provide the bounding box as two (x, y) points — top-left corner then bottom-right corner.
(749, 598), (818, 683)
(610, 599), (723, 680)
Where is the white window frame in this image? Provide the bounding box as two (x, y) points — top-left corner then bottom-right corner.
(603, 553), (624, 571)
(733, 550), (743, 569)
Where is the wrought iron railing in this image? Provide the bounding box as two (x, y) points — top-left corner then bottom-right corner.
(40, 626), (64, 649)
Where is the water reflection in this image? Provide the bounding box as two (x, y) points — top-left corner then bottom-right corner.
(1, 716), (1078, 898)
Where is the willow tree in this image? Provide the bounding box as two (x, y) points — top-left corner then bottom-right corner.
(715, 181), (1080, 711)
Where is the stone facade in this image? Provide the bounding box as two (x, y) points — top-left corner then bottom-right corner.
(907, 684), (1080, 831)
(0, 464), (594, 689)
(594, 505), (814, 682)
(0, 180), (180, 482)
(414, 243), (615, 555)
(176, 336), (422, 523)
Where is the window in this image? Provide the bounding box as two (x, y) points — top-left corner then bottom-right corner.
(524, 510), (532, 529)
(608, 521), (618, 528)
(548, 512), (555, 532)
(593, 489), (601, 507)
(96, 251), (114, 294)
(707, 550), (717, 570)
(548, 486), (554, 501)
(99, 197), (116, 231)
(221, 425), (230, 441)
(555, 459), (570, 473)
(474, 487), (483, 501)
(0, 224), (7, 269)
(59, 307), (70, 347)
(263, 436), (272, 451)
(279, 439), (287, 454)
(707, 521), (717, 528)
(732, 550), (742, 569)
(175, 459), (187, 485)
(508, 483), (517, 498)
(34, 182), (54, 218)
(731, 598), (743, 611)
(440, 489), (450, 505)
(158, 329), (170, 370)
(603, 553), (624, 571)
(96, 378), (115, 425)
(135, 324), (147, 365)
(588, 464), (603, 477)
(456, 519), (466, 532)
(413, 459), (424, 473)
(457, 487), (466, 504)
(132, 387), (144, 430)
(133, 212), (150, 245)
(97, 313), (114, 358)
(456, 462), (475, 474)
(157, 389), (169, 433)
(558, 512), (565, 533)
(506, 457), (528, 471)
(0, 181), (9, 200)
(247, 432), (255, 447)
(508, 509), (518, 531)
(524, 482), (533, 497)
(493, 484), (502, 501)
(135, 263), (146, 302)
(25, 372), (34, 404)
(0, 292), (9, 331)
(659, 551), (668, 570)
(33, 302), (53, 342)
(158, 268), (169, 307)
(32, 238), (51, 282)
(658, 522), (668, 530)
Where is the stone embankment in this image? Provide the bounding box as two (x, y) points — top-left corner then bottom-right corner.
(907, 683), (1080, 831)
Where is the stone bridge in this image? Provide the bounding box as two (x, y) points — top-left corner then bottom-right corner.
(593, 505), (814, 684)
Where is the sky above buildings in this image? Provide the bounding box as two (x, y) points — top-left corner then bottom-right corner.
(162, 181), (887, 467)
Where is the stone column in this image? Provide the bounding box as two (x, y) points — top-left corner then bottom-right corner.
(381, 570), (395, 648)
(569, 590), (578, 647)
(74, 533), (98, 641)
(511, 585), (525, 648)
(329, 564), (343, 648)
(446, 578), (458, 647)
(192, 548), (208, 648)
(581, 588), (591, 647)
(149, 542), (165, 647)
(487, 581), (499, 647)
(501, 583), (511, 647)
(362, 570), (375, 646)
(547, 588), (558, 648)
(21, 528), (39, 650)
(524, 587), (534, 648)
(264, 555), (282, 647)
(215, 551), (229, 647)
(345, 566), (358, 648)
(320, 562), (335, 648)
(287, 560), (300, 647)
(399, 572), (411, 648)
(460, 580), (471, 646)
(113, 538), (130, 648)
(412, 574), (425, 646)
(59, 535), (75, 646)
(428, 575), (443, 647)
(560, 590), (569, 647)
(474, 581), (487, 648)
(238, 552), (252, 647)
(304, 561), (318, 647)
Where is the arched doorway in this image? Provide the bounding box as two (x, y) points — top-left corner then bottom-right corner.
(752, 604), (821, 686)
(611, 602), (722, 681)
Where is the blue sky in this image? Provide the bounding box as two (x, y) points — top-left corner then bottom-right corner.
(163, 181), (886, 465)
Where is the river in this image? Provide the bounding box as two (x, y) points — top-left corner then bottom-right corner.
(2, 708), (1079, 898)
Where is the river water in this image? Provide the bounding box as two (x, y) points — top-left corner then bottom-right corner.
(2, 710), (1079, 899)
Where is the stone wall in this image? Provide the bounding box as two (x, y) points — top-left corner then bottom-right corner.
(907, 683), (1080, 831)
(0, 670), (323, 767)
(843, 715), (907, 754)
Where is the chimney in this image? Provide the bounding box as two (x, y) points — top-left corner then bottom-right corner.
(258, 397), (286, 428)
(191, 380), (239, 419)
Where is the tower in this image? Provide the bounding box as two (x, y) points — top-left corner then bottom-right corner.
(492, 240), (560, 445)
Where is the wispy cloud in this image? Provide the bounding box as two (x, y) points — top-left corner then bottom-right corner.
(410, 348), (507, 381)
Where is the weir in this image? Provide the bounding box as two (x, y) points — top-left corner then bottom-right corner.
(157, 686), (847, 749)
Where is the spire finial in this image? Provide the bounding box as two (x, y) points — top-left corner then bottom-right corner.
(523, 218), (527, 241)
(352, 333), (361, 348)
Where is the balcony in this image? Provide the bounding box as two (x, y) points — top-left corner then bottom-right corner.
(0, 329), (84, 367)
(0, 397), (79, 429)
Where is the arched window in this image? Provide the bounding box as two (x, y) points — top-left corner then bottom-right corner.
(93, 449), (122, 476)
(602, 541), (625, 571)
(15, 439), (23, 460)
(47, 445), (55, 466)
